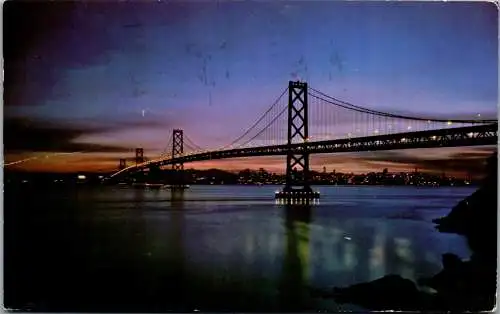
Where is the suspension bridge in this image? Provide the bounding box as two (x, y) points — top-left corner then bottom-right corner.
(107, 81), (497, 198)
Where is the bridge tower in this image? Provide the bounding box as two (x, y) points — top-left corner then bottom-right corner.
(135, 148), (144, 165)
(171, 129), (186, 188)
(119, 158), (126, 170)
(276, 81), (319, 200)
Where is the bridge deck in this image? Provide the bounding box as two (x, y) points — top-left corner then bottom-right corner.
(111, 123), (497, 178)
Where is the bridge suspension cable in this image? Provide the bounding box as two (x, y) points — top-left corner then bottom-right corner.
(158, 133), (173, 156)
(220, 87), (288, 149)
(184, 142), (199, 152)
(309, 87), (497, 124)
(184, 134), (204, 151)
(235, 104), (288, 148)
(109, 82), (498, 178)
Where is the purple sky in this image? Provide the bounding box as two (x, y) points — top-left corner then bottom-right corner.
(4, 1), (497, 173)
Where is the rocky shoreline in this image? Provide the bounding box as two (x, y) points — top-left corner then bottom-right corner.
(316, 152), (497, 311)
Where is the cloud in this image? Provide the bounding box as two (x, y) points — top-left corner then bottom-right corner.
(4, 117), (134, 153)
(4, 107), (179, 152)
(353, 147), (496, 177)
(446, 148), (497, 159)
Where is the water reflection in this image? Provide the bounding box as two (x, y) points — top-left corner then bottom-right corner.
(334, 223), (466, 291)
(307, 219), (417, 286)
(275, 198), (320, 205)
(279, 204), (312, 311)
(394, 237), (415, 280)
(369, 223), (386, 281)
(133, 187), (146, 210)
(129, 189), (467, 309)
(168, 190), (187, 305)
(5, 185), (473, 312)
(129, 189), (189, 310)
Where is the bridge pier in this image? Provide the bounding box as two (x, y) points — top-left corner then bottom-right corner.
(276, 81), (320, 201)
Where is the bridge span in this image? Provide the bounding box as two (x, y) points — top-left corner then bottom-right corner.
(136, 123), (497, 168)
(111, 81), (497, 198)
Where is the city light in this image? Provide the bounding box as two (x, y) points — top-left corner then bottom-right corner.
(447, 121), (452, 125)
(77, 175), (86, 180)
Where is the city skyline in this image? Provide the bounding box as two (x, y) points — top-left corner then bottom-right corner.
(5, 1), (497, 175)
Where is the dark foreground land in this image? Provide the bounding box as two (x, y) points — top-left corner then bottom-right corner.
(315, 152), (497, 311)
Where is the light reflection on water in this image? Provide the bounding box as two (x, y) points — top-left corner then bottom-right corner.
(119, 186), (473, 309)
(6, 185), (475, 312)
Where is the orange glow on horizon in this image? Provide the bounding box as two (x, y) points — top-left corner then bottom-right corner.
(5, 145), (494, 179)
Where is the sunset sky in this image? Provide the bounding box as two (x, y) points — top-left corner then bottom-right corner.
(4, 1), (497, 176)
